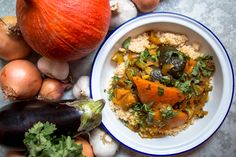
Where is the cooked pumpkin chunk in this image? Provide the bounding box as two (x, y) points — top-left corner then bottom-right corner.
(163, 111), (188, 129)
(184, 59), (196, 74)
(112, 88), (136, 110)
(132, 77), (185, 105)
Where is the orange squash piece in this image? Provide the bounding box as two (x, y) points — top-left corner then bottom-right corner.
(163, 111), (188, 129)
(152, 109), (188, 129)
(112, 88), (136, 110)
(184, 59), (196, 74)
(132, 77), (185, 105)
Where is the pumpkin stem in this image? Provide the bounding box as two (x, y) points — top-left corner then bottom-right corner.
(24, 0), (34, 5)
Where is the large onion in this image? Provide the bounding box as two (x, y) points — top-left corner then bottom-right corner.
(0, 16), (31, 61)
(0, 60), (42, 99)
(16, 0), (111, 61)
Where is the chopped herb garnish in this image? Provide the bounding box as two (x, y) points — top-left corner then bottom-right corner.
(192, 77), (201, 84)
(132, 103), (153, 113)
(140, 49), (149, 61)
(104, 89), (106, 93)
(125, 59), (130, 68)
(179, 73), (188, 81)
(112, 76), (120, 82)
(147, 111), (154, 124)
(108, 89), (114, 101)
(122, 37), (131, 49)
(175, 80), (192, 93)
(191, 64), (199, 76)
(132, 103), (143, 111)
(124, 79), (133, 86)
(156, 50), (160, 58)
(151, 55), (158, 62)
(158, 86), (164, 96)
(196, 55), (215, 77)
(160, 105), (176, 120)
(130, 69), (136, 76)
(160, 76), (171, 85)
(146, 84), (151, 90)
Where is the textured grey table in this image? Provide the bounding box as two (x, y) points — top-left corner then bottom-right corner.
(0, 0), (235, 157)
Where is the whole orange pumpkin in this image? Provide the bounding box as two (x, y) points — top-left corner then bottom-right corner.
(16, 0), (110, 61)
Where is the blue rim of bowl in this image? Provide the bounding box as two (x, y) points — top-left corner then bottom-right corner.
(90, 12), (235, 156)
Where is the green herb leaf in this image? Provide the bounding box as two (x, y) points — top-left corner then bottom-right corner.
(108, 89), (114, 101)
(192, 63), (199, 76)
(112, 76), (120, 82)
(122, 37), (131, 49)
(197, 55), (215, 77)
(124, 79), (133, 86)
(130, 69), (136, 76)
(146, 111), (154, 124)
(140, 49), (149, 61)
(151, 55), (158, 62)
(175, 80), (192, 93)
(158, 87), (164, 96)
(132, 103), (152, 113)
(156, 50), (161, 58)
(160, 76), (171, 85)
(146, 84), (151, 90)
(125, 59), (130, 68)
(160, 105), (176, 120)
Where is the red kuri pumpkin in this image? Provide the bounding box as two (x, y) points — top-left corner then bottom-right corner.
(16, 0), (110, 61)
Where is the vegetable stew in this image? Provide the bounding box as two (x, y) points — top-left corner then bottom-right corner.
(107, 31), (215, 138)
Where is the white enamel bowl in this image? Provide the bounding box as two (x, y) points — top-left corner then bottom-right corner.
(90, 12), (234, 156)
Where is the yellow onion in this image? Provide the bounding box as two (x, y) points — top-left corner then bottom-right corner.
(132, 0), (160, 13)
(0, 16), (31, 61)
(38, 78), (71, 102)
(0, 60), (42, 99)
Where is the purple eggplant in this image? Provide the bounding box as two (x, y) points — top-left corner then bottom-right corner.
(0, 97), (105, 148)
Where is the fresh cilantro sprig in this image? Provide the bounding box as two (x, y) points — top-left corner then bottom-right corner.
(132, 103), (154, 124)
(24, 122), (83, 157)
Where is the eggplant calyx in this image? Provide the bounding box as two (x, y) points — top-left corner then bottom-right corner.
(69, 97), (105, 133)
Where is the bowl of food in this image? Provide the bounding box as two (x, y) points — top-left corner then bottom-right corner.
(90, 12), (234, 155)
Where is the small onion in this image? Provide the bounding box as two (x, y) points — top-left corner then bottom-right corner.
(38, 78), (71, 102)
(132, 0), (160, 13)
(0, 16), (31, 61)
(0, 60), (42, 99)
(37, 57), (69, 80)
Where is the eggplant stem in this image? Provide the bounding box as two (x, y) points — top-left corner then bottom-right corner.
(68, 97), (105, 133)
